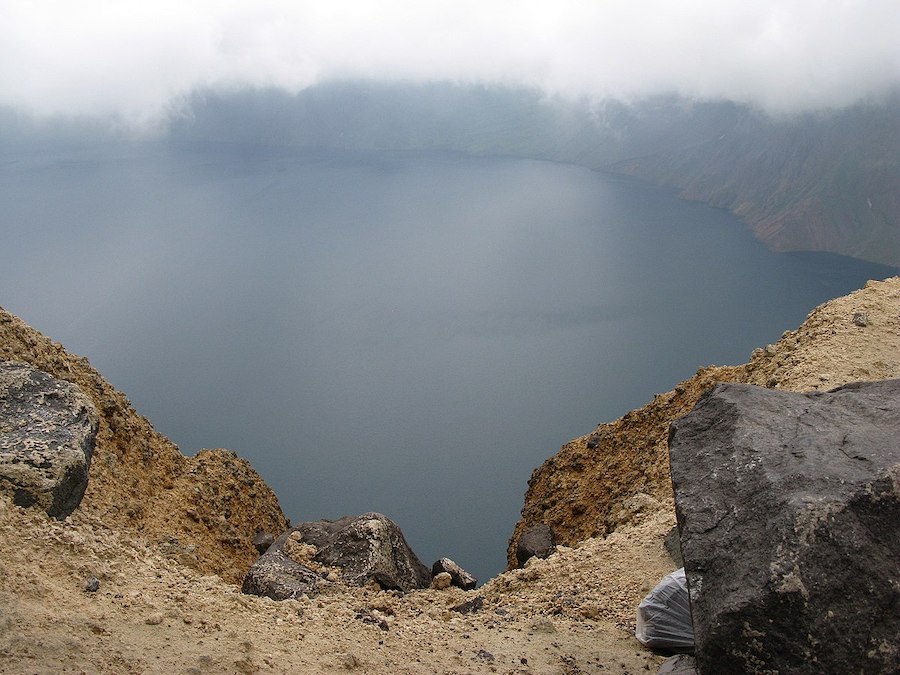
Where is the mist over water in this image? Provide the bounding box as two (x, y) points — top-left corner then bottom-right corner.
(1, 142), (894, 581)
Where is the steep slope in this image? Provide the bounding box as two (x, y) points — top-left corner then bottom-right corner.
(508, 276), (900, 567)
(0, 309), (288, 583)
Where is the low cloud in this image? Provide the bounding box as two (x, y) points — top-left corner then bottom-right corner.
(2, 0), (898, 126)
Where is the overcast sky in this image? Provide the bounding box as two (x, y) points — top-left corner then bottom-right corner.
(2, 1), (899, 126)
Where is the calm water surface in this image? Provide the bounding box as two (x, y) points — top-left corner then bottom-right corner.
(1, 142), (894, 581)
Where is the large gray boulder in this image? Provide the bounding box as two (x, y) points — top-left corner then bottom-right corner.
(0, 361), (99, 518)
(243, 512), (431, 600)
(668, 380), (900, 674)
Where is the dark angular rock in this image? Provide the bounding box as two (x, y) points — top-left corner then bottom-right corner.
(515, 523), (555, 567)
(252, 531), (275, 555)
(0, 361), (99, 518)
(242, 512), (431, 600)
(474, 649), (494, 662)
(451, 595), (484, 614)
(431, 557), (477, 590)
(668, 380), (900, 675)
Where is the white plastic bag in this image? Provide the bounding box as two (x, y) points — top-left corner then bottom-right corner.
(635, 568), (694, 650)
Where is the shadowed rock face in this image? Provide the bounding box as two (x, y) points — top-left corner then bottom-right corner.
(0, 361), (99, 518)
(243, 512), (432, 600)
(669, 380), (900, 675)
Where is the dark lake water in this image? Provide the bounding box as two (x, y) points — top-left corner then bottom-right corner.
(1, 142), (895, 582)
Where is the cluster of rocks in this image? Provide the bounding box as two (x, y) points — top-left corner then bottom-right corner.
(242, 512), (477, 600)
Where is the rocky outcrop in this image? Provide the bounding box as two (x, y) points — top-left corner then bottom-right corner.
(668, 380), (900, 674)
(243, 512), (432, 599)
(0, 308), (288, 583)
(508, 276), (900, 569)
(0, 361), (98, 518)
(507, 365), (743, 569)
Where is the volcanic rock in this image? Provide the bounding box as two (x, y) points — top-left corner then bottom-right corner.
(0, 361), (99, 518)
(251, 531), (275, 555)
(241, 548), (324, 601)
(431, 557), (477, 590)
(243, 512), (431, 599)
(515, 523), (555, 567)
(668, 380), (900, 674)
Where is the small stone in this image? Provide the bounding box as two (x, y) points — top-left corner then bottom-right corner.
(852, 311), (869, 327)
(233, 656), (258, 674)
(355, 609), (389, 631)
(475, 649), (495, 662)
(451, 595), (485, 614)
(145, 613), (164, 625)
(84, 576), (100, 593)
(531, 619), (556, 634)
(340, 652), (359, 669)
(431, 572), (452, 590)
(656, 654), (698, 674)
(431, 557), (477, 590)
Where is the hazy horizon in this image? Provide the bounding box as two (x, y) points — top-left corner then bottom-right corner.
(3, 1), (899, 131)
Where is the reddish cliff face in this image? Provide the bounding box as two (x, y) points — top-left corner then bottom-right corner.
(508, 276), (900, 569)
(0, 308), (288, 584)
(506, 365), (743, 569)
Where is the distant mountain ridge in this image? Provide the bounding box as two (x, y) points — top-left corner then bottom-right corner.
(168, 83), (900, 266)
(604, 100), (900, 266)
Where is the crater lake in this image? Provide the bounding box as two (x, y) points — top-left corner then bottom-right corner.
(1, 141), (895, 582)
